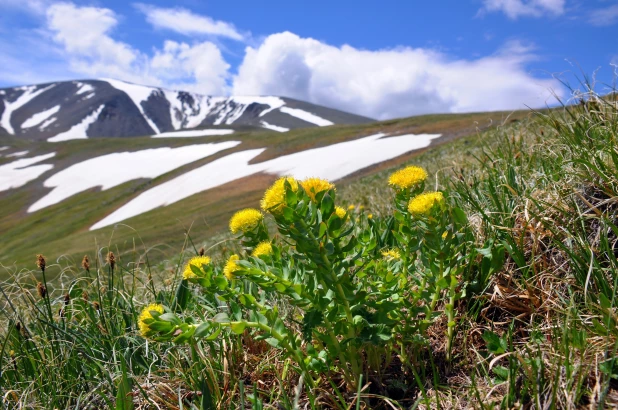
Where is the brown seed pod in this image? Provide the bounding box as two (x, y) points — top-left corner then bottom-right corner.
(199, 247), (205, 256)
(81, 255), (90, 272)
(106, 252), (115, 271)
(36, 254), (46, 272)
(36, 282), (47, 298)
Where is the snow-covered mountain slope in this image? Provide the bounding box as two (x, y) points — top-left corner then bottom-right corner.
(0, 79), (373, 141)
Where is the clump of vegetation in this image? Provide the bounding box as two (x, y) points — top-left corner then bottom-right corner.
(1, 80), (618, 409)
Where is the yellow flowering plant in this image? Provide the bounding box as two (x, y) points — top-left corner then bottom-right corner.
(144, 169), (503, 393)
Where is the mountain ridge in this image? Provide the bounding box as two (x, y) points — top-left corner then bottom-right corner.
(0, 79), (373, 141)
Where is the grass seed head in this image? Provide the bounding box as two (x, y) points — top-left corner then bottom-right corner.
(36, 282), (46, 298)
(106, 252), (115, 270)
(36, 254), (46, 272)
(81, 255), (90, 272)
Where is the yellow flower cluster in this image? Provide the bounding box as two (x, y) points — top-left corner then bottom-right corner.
(300, 177), (335, 202)
(138, 303), (164, 337)
(183, 255), (212, 280)
(381, 249), (401, 260)
(252, 241), (273, 258)
(223, 254), (241, 279)
(229, 208), (263, 234)
(408, 192), (444, 215)
(335, 206), (347, 219)
(261, 177), (299, 214)
(388, 166), (428, 189)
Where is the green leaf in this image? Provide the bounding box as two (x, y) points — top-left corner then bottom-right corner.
(230, 322), (247, 334)
(482, 331), (507, 354)
(172, 279), (189, 312)
(213, 276), (228, 291)
(213, 312), (230, 323)
(302, 309), (323, 341)
(492, 365), (509, 382)
(115, 355), (134, 410)
(321, 193), (334, 215)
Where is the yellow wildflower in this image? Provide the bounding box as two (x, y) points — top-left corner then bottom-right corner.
(367, 214), (373, 219)
(261, 177), (299, 214)
(183, 255), (212, 280)
(347, 204), (356, 211)
(408, 192), (444, 215)
(359, 205), (365, 211)
(138, 303), (164, 337)
(381, 249), (401, 260)
(388, 166), (427, 189)
(335, 206), (347, 219)
(442, 231), (448, 239)
(229, 208), (263, 234)
(300, 177), (335, 202)
(252, 241), (273, 258)
(223, 254), (241, 280)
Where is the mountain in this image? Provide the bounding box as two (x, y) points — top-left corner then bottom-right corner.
(0, 79), (373, 141)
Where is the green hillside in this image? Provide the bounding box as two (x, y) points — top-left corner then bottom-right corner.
(0, 110), (527, 277)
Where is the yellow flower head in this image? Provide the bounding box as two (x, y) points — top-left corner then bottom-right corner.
(229, 208), (263, 234)
(300, 177), (335, 202)
(381, 249), (401, 260)
(223, 254), (241, 280)
(335, 206), (347, 219)
(388, 166), (428, 190)
(138, 303), (164, 337)
(367, 214), (373, 219)
(408, 192), (444, 215)
(183, 255), (212, 280)
(261, 177), (299, 214)
(347, 204), (356, 211)
(252, 241), (273, 258)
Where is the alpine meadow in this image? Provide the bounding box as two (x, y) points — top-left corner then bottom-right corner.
(1, 1), (618, 409)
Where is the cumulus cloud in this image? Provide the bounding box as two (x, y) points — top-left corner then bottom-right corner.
(135, 4), (244, 41)
(480, 0), (565, 19)
(44, 2), (230, 95)
(588, 4), (618, 26)
(232, 32), (561, 120)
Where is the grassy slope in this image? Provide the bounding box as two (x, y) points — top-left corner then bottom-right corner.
(0, 110), (528, 276)
(3, 94), (618, 408)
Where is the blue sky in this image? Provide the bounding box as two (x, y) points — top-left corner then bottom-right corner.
(0, 0), (616, 119)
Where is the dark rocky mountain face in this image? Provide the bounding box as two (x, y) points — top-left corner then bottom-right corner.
(0, 79), (373, 141)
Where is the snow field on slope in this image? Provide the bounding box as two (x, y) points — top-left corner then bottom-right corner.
(90, 132), (441, 229)
(7, 151), (29, 157)
(102, 78), (161, 134)
(0, 153), (56, 192)
(0, 84), (55, 134)
(279, 107), (334, 126)
(260, 121), (289, 132)
(21, 105), (61, 129)
(28, 141), (241, 212)
(75, 82), (94, 95)
(47, 105), (104, 142)
(152, 129), (235, 138)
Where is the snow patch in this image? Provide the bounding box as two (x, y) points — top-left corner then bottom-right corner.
(279, 107), (334, 126)
(39, 118), (57, 130)
(102, 78), (161, 134)
(0, 153), (55, 192)
(48, 105), (104, 142)
(75, 83), (94, 95)
(21, 105), (61, 128)
(0, 146), (8, 151)
(90, 132), (441, 229)
(7, 151), (29, 158)
(29, 141), (240, 213)
(153, 129), (235, 138)
(82, 93), (95, 100)
(260, 121), (289, 132)
(0, 84), (55, 134)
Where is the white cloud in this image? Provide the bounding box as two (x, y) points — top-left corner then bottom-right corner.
(480, 0), (565, 19)
(588, 4), (618, 26)
(151, 41), (230, 94)
(43, 2), (230, 95)
(135, 4), (244, 41)
(232, 32), (562, 120)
